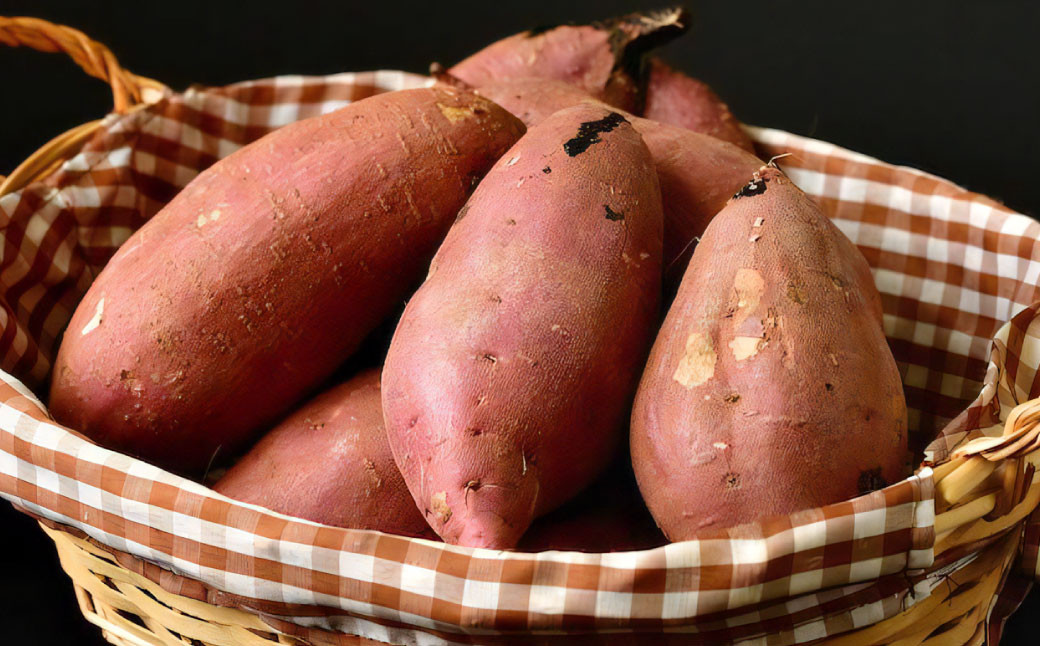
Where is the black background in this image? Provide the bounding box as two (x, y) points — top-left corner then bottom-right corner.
(1, 1), (1039, 644)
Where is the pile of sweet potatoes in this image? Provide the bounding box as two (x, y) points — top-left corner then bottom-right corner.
(49, 7), (908, 551)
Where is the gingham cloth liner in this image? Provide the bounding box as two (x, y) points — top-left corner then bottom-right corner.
(0, 70), (1036, 644)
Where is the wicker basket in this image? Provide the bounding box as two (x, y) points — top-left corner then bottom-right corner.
(2, 16), (1039, 646)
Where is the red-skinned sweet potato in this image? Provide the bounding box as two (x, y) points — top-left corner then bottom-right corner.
(631, 165), (907, 540)
(448, 8), (688, 113)
(214, 369), (434, 538)
(382, 104), (663, 548)
(519, 460), (666, 552)
(643, 58), (755, 153)
(470, 78), (763, 284)
(50, 87), (524, 472)
(470, 78), (593, 128)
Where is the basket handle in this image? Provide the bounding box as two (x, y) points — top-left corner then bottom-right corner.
(932, 397), (1040, 557)
(0, 16), (168, 196)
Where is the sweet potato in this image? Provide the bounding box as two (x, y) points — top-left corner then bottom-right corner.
(472, 78), (763, 283)
(471, 78), (594, 128)
(448, 7), (688, 113)
(382, 104), (663, 548)
(631, 165), (907, 539)
(519, 460), (666, 552)
(214, 369), (433, 537)
(643, 58), (755, 153)
(49, 87), (524, 472)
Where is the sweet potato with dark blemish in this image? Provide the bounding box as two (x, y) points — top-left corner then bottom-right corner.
(472, 78), (763, 283)
(643, 58), (755, 153)
(382, 104), (663, 548)
(631, 165), (907, 539)
(448, 7), (688, 113)
(49, 87), (525, 472)
(214, 369), (434, 538)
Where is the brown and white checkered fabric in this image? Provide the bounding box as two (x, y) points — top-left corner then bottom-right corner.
(0, 71), (1037, 644)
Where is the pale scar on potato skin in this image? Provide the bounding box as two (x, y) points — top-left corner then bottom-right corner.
(673, 332), (716, 388)
(733, 268), (764, 323)
(431, 491), (452, 523)
(729, 336), (764, 360)
(195, 209), (221, 228)
(437, 103), (485, 124)
(81, 298), (104, 336)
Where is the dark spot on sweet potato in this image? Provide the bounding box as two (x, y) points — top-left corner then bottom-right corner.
(733, 177), (768, 199)
(724, 393), (740, 403)
(858, 468), (887, 494)
(825, 383), (834, 392)
(408, 416), (419, 428)
(724, 473), (740, 489)
(455, 204), (470, 223)
(506, 218), (517, 226)
(468, 427), (482, 437)
(119, 370), (132, 381)
(489, 294), (502, 303)
(465, 480), (482, 491)
(481, 353), (498, 364)
(542, 166), (551, 174)
(563, 112), (627, 157)
(603, 205), (625, 222)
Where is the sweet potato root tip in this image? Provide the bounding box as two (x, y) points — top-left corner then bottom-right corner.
(451, 8), (688, 114)
(594, 6), (691, 61)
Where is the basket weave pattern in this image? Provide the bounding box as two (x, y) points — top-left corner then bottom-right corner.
(1, 17), (1039, 646)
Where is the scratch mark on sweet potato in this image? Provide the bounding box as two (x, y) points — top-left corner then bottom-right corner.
(730, 336), (763, 361)
(431, 491), (452, 524)
(81, 298), (104, 335)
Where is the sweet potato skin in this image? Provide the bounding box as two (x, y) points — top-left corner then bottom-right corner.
(214, 369), (433, 537)
(473, 78), (763, 281)
(449, 8), (687, 113)
(49, 87), (524, 472)
(451, 27), (626, 106)
(474, 78), (594, 128)
(643, 59), (755, 153)
(631, 166), (906, 540)
(638, 121), (762, 284)
(518, 460), (666, 552)
(382, 104), (663, 548)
